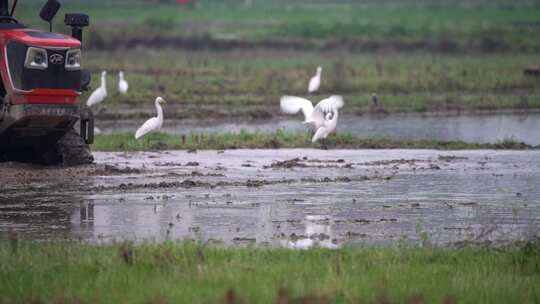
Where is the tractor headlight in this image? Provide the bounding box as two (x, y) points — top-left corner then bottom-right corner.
(24, 47), (48, 70)
(65, 49), (81, 71)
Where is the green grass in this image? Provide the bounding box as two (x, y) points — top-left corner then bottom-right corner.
(15, 1), (540, 116)
(91, 132), (536, 151)
(80, 49), (540, 118)
(15, 1), (540, 117)
(1, 239), (539, 303)
(16, 0), (540, 52)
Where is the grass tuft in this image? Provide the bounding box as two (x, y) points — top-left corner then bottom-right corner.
(92, 132), (537, 151)
(1, 239), (539, 303)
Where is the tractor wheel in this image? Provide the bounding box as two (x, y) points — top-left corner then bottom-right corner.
(56, 128), (94, 166)
(37, 128), (94, 166)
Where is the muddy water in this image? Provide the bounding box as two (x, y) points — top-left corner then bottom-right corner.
(97, 112), (540, 145)
(1, 149), (539, 247)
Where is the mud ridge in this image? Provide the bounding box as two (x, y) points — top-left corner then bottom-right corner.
(88, 176), (392, 192)
(89, 35), (531, 54)
(0, 163), (147, 185)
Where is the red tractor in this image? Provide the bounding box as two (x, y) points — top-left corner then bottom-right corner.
(0, 0), (93, 165)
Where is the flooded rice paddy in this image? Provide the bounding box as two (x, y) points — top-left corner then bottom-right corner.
(97, 111), (540, 145)
(1, 149), (539, 247)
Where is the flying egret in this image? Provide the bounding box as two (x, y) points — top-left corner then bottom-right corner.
(86, 71), (107, 107)
(280, 95), (344, 131)
(135, 97), (166, 140)
(311, 109), (340, 143)
(308, 66), (322, 94)
(118, 71), (129, 94)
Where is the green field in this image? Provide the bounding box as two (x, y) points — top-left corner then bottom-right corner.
(80, 50), (540, 120)
(4, 3), (540, 302)
(14, 1), (540, 119)
(1, 239), (539, 303)
(16, 0), (540, 52)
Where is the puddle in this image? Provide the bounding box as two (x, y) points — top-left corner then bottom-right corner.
(1, 149), (540, 247)
(96, 112), (540, 145)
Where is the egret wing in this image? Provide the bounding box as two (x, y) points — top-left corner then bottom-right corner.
(119, 81), (129, 94)
(316, 95), (344, 112)
(135, 117), (160, 139)
(86, 88), (106, 107)
(280, 96), (314, 121)
(311, 95), (344, 125)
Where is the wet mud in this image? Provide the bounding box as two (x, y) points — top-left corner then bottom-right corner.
(1, 149), (539, 247)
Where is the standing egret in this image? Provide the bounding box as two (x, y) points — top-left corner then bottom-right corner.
(280, 95), (344, 132)
(135, 97), (167, 140)
(86, 71), (107, 107)
(308, 66), (322, 94)
(118, 71), (129, 94)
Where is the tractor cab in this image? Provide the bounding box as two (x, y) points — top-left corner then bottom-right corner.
(0, 0), (94, 165)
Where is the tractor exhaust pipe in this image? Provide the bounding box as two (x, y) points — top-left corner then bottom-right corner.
(0, 1), (8, 16)
(65, 13), (89, 44)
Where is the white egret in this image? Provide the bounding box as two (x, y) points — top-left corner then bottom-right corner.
(86, 71), (107, 107)
(118, 71), (129, 94)
(311, 109), (340, 143)
(280, 95), (343, 131)
(135, 97), (166, 140)
(280, 95), (344, 143)
(308, 66), (322, 94)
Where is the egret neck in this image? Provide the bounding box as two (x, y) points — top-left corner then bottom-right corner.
(155, 99), (164, 122)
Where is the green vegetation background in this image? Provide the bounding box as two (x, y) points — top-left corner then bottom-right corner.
(15, 0), (540, 118)
(1, 240), (540, 303)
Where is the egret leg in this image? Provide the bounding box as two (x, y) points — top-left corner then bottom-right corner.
(97, 105), (107, 115)
(144, 134), (151, 149)
(321, 138), (329, 150)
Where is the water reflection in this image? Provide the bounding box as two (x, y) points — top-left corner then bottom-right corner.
(80, 202), (94, 225)
(0, 196), (84, 240)
(1, 150), (540, 246)
(71, 199), (177, 242)
(286, 215), (338, 249)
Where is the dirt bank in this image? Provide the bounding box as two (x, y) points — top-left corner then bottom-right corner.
(0, 162), (146, 185)
(89, 34), (529, 54)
